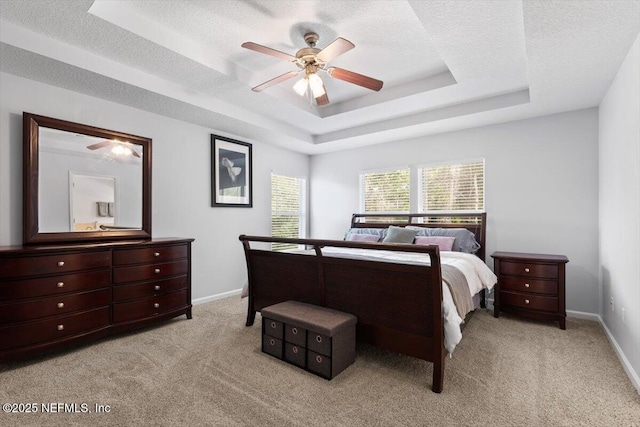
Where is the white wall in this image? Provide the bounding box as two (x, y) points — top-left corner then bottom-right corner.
(599, 35), (640, 386)
(0, 72), (310, 300)
(310, 109), (600, 314)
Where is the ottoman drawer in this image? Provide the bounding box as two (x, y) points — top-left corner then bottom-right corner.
(307, 332), (331, 357)
(284, 342), (306, 368)
(307, 350), (331, 379)
(262, 334), (283, 359)
(263, 317), (284, 340)
(285, 324), (306, 346)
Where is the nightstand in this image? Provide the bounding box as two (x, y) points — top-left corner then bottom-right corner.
(491, 251), (569, 329)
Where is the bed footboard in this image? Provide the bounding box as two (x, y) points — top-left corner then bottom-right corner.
(239, 235), (446, 392)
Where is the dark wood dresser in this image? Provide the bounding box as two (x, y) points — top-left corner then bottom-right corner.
(0, 238), (193, 362)
(491, 251), (569, 329)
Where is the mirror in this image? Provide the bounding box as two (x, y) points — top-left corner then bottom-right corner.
(24, 112), (151, 244)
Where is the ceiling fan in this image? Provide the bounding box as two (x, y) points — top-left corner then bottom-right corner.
(242, 32), (383, 106)
(86, 140), (141, 158)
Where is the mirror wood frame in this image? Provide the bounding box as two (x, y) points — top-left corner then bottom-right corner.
(23, 112), (152, 244)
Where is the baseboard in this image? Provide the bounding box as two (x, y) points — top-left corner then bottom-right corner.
(597, 316), (640, 394)
(566, 309), (600, 321)
(192, 288), (242, 306)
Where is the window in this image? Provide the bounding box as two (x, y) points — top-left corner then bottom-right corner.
(418, 160), (484, 213)
(360, 168), (410, 214)
(271, 173), (306, 251)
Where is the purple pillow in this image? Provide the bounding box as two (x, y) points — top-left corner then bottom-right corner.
(414, 236), (455, 251)
(347, 234), (380, 242)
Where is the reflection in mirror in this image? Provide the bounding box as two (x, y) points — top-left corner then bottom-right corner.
(69, 173), (117, 232)
(38, 127), (143, 233)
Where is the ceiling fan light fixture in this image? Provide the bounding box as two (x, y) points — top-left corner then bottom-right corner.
(293, 77), (308, 96)
(308, 73), (325, 97)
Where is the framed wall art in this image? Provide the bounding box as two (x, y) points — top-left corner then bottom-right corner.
(211, 135), (252, 207)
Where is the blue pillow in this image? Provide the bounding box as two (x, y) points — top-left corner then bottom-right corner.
(344, 228), (387, 241)
(382, 226), (418, 244)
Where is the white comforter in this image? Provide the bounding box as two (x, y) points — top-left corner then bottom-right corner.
(319, 248), (497, 353)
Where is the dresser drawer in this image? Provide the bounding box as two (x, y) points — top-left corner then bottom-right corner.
(113, 244), (188, 266)
(0, 251), (111, 279)
(0, 307), (110, 350)
(500, 261), (558, 279)
(112, 276), (187, 302)
(112, 289), (187, 323)
(500, 276), (558, 296)
(0, 289), (110, 324)
(0, 269), (110, 301)
(112, 260), (188, 284)
(500, 291), (558, 312)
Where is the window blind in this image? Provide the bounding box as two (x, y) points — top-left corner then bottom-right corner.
(271, 173), (306, 251)
(419, 160), (484, 212)
(360, 168), (410, 213)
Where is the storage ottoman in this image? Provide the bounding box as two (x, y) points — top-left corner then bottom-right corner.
(261, 300), (357, 380)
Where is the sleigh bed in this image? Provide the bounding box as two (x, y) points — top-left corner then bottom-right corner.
(239, 213), (493, 392)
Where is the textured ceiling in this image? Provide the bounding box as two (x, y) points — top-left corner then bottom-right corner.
(0, 0), (638, 154)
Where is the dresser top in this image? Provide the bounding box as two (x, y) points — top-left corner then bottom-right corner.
(491, 251), (569, 263)
(0, 237), (194, 254)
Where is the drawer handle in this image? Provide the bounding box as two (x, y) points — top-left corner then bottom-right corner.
(271, 322), (276, 329)
(315, 335), (322, 343)
(154, 303), (160, 308)
(270, 339), (275, 346)
(524, 268), (530, 273)
(524, 283), (530, 288)
(154, 285), (161, 291)
(525, 299), (530, 304)
(316, 355), (323, 363)
(154, 268), (160, 274)
(154, 252), (160, 257)
(57, 302), (64, 309)
(57, 324), (64, 331)
(292, 346), (298, 354)
(292, 327), (298, 335)
(57, 261), (65, 267)
(57, 282), (64, 288)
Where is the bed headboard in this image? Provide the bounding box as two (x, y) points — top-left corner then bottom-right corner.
(350, 212), (487, 262)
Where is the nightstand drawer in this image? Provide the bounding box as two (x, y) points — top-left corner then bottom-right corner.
(500, 261), (558, 279)
(500, 276), (557, 295)
(500, 291), (558, 312)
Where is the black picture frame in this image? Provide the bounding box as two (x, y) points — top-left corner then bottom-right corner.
(211, 135), (252, 207)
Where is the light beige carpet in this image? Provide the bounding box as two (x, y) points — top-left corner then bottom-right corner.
(1, 296), (638, 426)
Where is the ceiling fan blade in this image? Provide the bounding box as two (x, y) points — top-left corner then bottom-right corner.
(316, 82), (329, 106)
(241, 42), (296, 62)
(327, 67), (383, 91)
(252, 70), (300, 92)
(86, 140), (112, 150)
(316, 37), (355, 62)
(129, 147), (141, 158)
